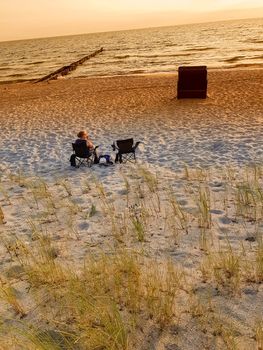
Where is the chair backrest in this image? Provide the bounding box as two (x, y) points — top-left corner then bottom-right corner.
(72, 142), (91, 157)
(177, 66), (207, 98)
(116, 138), (134, 153)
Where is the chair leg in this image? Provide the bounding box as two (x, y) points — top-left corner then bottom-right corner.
(114, 152), (137, 164)
(115, 153), (123, 163)
(75, 157), (93, 168)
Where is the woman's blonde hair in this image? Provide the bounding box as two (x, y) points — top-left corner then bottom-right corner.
(77, 130), (88, 138)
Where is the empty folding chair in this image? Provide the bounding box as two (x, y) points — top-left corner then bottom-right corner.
(112, 138), (140, 163)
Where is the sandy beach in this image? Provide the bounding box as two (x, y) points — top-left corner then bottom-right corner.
(0, 69), (263, 349)
(0, 68), (262, 176)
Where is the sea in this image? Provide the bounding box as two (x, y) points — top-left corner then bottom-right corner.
(0, 17), (262, 83)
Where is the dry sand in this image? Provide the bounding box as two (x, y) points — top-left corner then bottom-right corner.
(0, 69), (263, 349)
(0, 69), (262, 176)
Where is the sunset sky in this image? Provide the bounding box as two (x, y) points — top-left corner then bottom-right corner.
(1, 0), (263, 41)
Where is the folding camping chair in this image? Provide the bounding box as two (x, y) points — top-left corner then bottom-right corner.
(112, 138), (140, 163)
(71, 142), (98, 167)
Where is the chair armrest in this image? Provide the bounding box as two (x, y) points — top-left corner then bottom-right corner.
(133, 141), (140, 150)
(111, 143), (118, 151)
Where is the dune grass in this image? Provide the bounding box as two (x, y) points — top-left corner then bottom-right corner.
(0, 164), (262, 349)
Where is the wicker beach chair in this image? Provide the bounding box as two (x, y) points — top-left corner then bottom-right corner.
(71, 142), (98, 167)
(112, 138), (140, 163)
(177, 66), (207, 99)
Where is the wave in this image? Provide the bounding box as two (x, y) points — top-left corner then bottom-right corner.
(165, 43), (177, 47)
(223, 55), (263, 64)
(127, 69), (145, 74)
(26, 61), (45, 65)
(250, 55), (263, 60)
(238, 48), (263, 52)
(137, 54), (159, 58)
(0, 67), (11, 71)
(184, 47), (215, 52)
(230, 63), (263, 69)
(0, 78), (37, 84)
(223, 56), (244, 63)
(114, 53), (193, 60)
(114, 55), (130, 59)
(106, 48), (123, 52)
(90, 60), (127, 66)
(242, 39), (263, 44)
(6, 73), (25, 78)
(168, 53), (192, 57)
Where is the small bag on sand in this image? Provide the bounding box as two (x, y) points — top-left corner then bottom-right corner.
(98, 155), (113, 166)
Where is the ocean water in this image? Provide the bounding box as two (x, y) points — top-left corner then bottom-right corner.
(0, 17), (262, 83)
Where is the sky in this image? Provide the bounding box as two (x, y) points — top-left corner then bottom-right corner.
(1, 0), (263, 41)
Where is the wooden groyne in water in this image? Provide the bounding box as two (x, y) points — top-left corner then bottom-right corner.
(35, 47), (104, 83)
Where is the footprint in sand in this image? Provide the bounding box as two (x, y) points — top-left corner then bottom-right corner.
(219, 216), (233, 225)
(78, 222), (89, 230)
(118, 189), (128, 196)
(218, 226), (231, 234)
(209, 181), (224, 188)
(177, 199), (188, 206)
(211, 187), (225, 193)
(5, 265), (25, 279)
(165, 344), (181, 350)
(210, 209), (224, 215)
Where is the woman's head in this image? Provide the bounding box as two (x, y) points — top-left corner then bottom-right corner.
(77, 130), (88, 139)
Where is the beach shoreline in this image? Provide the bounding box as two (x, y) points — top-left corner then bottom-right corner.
(1, 64), (263, 85)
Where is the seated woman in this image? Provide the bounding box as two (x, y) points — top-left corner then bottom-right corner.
(75, 130), (94, 149)
(75, 130), (99, 163)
